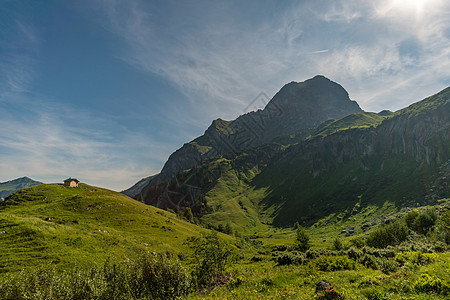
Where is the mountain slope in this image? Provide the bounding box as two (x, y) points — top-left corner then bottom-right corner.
(0, 183), (206, 273)
(121, 175), (156, 198)
(138, 75), (363, 199)
(0, 177), (42, 199)
(254, 86), (450, 225)
(142, 86), (449, 230)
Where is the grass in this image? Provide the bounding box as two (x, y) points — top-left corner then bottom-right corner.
(0, 183), (207, 273)
(0, 185), (449, 299)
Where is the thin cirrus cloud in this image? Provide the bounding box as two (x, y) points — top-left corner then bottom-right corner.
(95, 0), (450, 115)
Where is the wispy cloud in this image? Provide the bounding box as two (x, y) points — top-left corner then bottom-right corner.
(95, 0), (450, 117)
(0, 98), (171, 190)
(2, 0), (450, 191)
(0, 7), (169, 190)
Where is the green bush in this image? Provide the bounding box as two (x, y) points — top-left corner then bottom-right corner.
(316, 255), (355, 272)
(186, 231), (237, 288)
(395, 251), (438, 266)
(366, 221), (408, 248)
(377, 257), (398, 274)
(296, 226), (310, 251)
(332, 238), (344, 251)
(276, 252), (305, 266)
(346, 247), (363, 260)
(359, 254), (380, 270)
(413, 273), (449, 295)
(306, 248), (336, 259)
(406, 209), (438, 235)
(315, 285), (344, 299)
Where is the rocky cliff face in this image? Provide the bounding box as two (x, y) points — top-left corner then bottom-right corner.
(136, 75), (363, 197)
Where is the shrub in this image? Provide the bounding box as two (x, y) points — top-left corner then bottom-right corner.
(332, 238), (344, 251)
(413, 273), (449, 295)
(366, 221), (408, 248)
(377, 257), (398, 274)
(395, 251), (438, 266)
(306, 248), (336, 259)
(359, 254), (380, 270)
(296, 226), (310, 251)
(409, 209), (438, 235)
(346, 247), (363, 261)
(276, 252), (305, 266)
(186, 231), (237, 288)
(350, 236), (365, 248)
(315, 256), (355, 272)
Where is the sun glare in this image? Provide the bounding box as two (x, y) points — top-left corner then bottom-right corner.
(383, 0), (438, 19)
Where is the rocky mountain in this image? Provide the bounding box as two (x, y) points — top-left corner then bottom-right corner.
(121, 175), (156, 198)
(135, 75), (363, 198)
(139, 83), (449, 230)
(0, 177), (42, 199)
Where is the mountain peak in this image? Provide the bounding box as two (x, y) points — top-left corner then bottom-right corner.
(265, 75), (362, 115)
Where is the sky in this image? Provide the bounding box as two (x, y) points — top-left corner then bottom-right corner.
(1, 0), (450, 191)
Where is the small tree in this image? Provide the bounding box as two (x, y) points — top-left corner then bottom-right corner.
(296, 226), (310, 252)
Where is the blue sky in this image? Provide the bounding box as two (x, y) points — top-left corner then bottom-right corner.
(1, 0), (450, 191)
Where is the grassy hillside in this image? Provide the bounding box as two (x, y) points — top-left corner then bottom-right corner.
(0, 183), (206, 273)
(312, 112), (387, 138)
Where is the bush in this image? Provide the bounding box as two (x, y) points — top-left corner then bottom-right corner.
(359, 254), (380, 270)
(296, 226), (310, 251)
(346, 247), (363, 261)
(186, 231), (237, 288)
(395, 251), (438, 266)
(366, 221), (408, 248)
(406, 209), (438, 235)
(350, 236), (365, 248)
(276, 252), (305, 266)
(377, 257), (398, 274)
(413, 273), (449, 295)
(332, 238), (344, 251)
(306, 248), (336, 259)
(315, 256), (355, 272)
(315, 285), (344, 299)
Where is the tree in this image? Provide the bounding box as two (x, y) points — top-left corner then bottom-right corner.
(296, 226), (310, 251)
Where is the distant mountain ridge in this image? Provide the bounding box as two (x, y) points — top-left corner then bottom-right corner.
(0, 177), (42, 199)
(130, 75), (363, 199)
